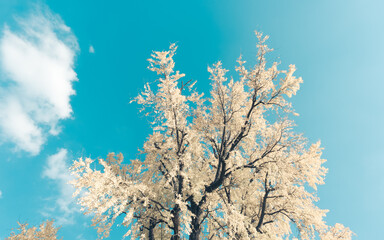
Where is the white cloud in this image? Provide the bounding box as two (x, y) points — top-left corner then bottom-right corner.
(0, 190), (2, 198)
(42, 148), (77, 225)
(89, 45), (94, 53)
(0, 7), (79, 155)
(76, 234), (87, 240)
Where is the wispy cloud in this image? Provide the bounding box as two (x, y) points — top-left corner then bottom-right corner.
(42, 148), (77, 225)
(76, 234), (87, 240)
(0, 7), (79, 155)
(0, 190), (2, 199)
(89, 45), (95, 53)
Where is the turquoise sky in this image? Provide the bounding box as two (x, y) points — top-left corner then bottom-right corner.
(0, 0), (383, 239)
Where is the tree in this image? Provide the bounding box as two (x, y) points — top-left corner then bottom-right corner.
(70, 32), (353, 240)
(7, 220), (61, 240)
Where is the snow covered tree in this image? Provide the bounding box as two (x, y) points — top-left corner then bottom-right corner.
(70, 32), (352, 239)
(7, 220), (61, 240)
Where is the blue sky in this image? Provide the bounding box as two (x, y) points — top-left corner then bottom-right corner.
(0, 0), (383, 239)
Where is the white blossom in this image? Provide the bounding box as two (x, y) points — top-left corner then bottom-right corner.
(70, 32), (352, 240)
(7, 220), (61, 240)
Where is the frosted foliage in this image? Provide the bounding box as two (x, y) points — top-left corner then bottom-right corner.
(7, 220), (61, 240)
(70, 32), (352, 239)
(320, 224), (354, 240)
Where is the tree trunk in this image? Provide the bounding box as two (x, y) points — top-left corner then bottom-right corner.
(171, 205), (181, 240)
(189, 201), (202, 240)
(148, 219), (156, 240)
(189, 216), (201, 240)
